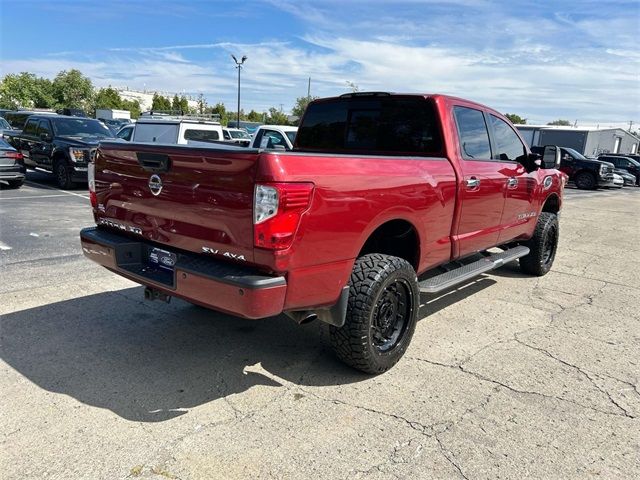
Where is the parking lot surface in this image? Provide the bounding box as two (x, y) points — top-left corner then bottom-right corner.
(1, 174), (639, 479)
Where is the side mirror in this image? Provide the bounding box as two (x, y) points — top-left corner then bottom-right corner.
(542, 145), (561, 169)
(40, 132), (52, 142)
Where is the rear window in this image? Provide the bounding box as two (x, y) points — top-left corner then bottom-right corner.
(184, 129), (220, 142)
(134, 123), (179, 143)
(296, 96), (442, 155)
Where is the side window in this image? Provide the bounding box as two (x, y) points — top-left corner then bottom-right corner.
(23, 119), (39, 136)
(184, 129), (220, 142)
(223, 130), (231, 140)
(37, 120), (52, 137)
(453, 106), (491, 159)
(260, 130), (286, 149)
(117, 127), (132, 141)
(489, 115), (527, 162)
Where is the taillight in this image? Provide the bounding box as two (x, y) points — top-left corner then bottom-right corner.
(3, 152), (23, 161)
(253, 182), (314, 250)
(88, 161), (97, 209)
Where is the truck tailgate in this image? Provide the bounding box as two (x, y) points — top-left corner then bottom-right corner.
(94, 142), (260, 263)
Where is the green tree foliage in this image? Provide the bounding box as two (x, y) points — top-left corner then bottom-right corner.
(266, 107), (289, 125)
(291, 96), (319, 119)
(210, 102), (230, 125)
(179, 95), (189, 113)
(0, 72), (55, 109)
(121, 99), (141, 119)
(196, 93), (207, 114)
(246, 109), (263, 122)
(52, 69), (94, 110)
(94, 87), (123, 110)
(171, 94), (181, 111)
(505, 113), (527, 125)
(152, 93), (172, 111)
(547, 119), (571, 126)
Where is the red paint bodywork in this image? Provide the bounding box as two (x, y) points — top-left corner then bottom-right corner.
(81, 94), (564, 319)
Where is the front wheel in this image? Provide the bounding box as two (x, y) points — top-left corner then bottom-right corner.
(329, 254), (420, 374)
(519, 212), (559, 276)
(574, 171), (596, 190)
(54, 160), (73, 189)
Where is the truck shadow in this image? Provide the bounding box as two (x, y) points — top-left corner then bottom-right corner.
(1, 279), (495, 423)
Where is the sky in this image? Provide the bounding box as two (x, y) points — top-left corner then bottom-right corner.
(1, 0), (639, 127)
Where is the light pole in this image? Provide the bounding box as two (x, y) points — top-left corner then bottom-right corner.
(231, 54), (247, 126)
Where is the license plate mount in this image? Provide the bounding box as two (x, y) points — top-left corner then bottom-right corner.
(148, 247), (177, 272)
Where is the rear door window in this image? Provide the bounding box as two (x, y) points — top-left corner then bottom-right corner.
(23, 119), (39, 136)
(453, 106), (491, 159)
(489, 114), (527, 162)
(37, 120), (52, 137)
(297, 96), (442, 155)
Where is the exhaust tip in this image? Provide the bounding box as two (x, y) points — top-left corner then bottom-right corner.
(299, 313), (317, 325)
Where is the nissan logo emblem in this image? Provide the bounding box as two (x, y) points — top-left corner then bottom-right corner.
(149, 174), (163, 196)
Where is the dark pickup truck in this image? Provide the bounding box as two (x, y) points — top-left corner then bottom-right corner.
(531, 146), (614, 190)
(81, 93), (565, 373)
(5, 115), (115, 188)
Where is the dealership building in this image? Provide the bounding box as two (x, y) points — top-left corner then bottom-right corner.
(515, 125), (639, 156)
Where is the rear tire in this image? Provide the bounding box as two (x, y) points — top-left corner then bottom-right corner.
(6, 179), (24, 189)
(329, 254), (419, 374)
(519, 212), (559, 276)
(54, 159), (73, 189)
(574, 171), (596, 190)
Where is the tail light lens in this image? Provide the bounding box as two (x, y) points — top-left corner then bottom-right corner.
(88, 161), (97, 208)
(254, 182), (314, 250)
(2, 151), (23, 163)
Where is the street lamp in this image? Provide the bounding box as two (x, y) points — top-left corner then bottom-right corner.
(231, 54), (247, 127)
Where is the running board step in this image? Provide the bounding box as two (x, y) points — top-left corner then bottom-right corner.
(419, 246), (530, 294)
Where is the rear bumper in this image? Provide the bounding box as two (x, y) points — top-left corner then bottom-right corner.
(80, 227), (287, 319)
(0, 165), (26, 180)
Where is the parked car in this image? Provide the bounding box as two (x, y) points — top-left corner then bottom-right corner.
(81, 92), (564, 373)
(2, 110), (57, 129)
(5, 115), (114, 188)
(56, 108), (88, 118)
(532, 146), (614, 190)
(100, 118), (131, 134)
(222, 127), (251, 147)
(250, 125), (298, 150)
(0, 139), (26, 189)
(0, 117), (14, 139)
(598, 154), (640, 186)
(115, 124), (135, 141)
(613, 169), (637, 186)
(132, 117), (225, 145)
(608, 173), (624, 188)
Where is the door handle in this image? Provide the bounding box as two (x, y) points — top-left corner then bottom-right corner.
(466, 177), (480, 189)
(507, 177), (518, 188)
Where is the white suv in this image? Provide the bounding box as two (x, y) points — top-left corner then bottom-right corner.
(250, 125), (298, 150)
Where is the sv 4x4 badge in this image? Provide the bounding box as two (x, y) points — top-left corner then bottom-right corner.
(202, 246), (246, 261)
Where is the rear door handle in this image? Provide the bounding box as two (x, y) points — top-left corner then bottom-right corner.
(466, 177), (480, 189)
(507, 177), (518, 188)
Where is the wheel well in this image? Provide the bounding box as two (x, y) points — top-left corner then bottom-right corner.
(575, 169), (595, 178)
(358, 220), (419, 270)
(542, 194), (560, 214)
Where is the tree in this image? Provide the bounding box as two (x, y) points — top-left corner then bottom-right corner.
(179, 95), (189, 113)
(196, 93), (207, 114)
(151, 93), (171, 111)
(52, 69), (94, 110)
(505, 113), (526, 125)
(121, 99), (141, 119)
(171, 94), (181, 112)
(266, 107), (289, 125)
(547, 119), (571, 126)
(94, 87), (122, 110)
(0, 72), (55, 109)
(210, 102), (230, 125)
(246, 109), (263, 122)
(291, 95), (319, 119)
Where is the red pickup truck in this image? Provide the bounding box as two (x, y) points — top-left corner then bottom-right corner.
(81, 93), (564, 373)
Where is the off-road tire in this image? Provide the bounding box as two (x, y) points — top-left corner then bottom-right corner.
(6, 179), (24, 189)
(54, 159), (73, 189)
(519, 212), (559, 276)
(329, 254), (419, 374)
(574, 171), (596, 190)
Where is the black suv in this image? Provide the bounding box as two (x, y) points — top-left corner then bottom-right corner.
(5, 115), (114, 188)
(598, 154), (640, 186)
(532, 146), (614, 189)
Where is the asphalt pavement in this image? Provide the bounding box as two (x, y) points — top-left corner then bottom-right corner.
(1, 173), (639, 479)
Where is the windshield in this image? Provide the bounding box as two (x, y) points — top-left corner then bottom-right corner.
(626, 157), (640, 167)
(285, 131), (297, 144)
(563, 147), (587, 160)
(0, 118), (10, 129)
(53, 118), (114, 138)
(229, 130), (250, 139)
